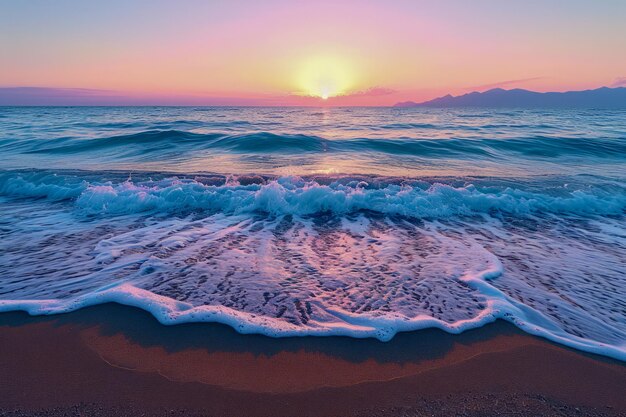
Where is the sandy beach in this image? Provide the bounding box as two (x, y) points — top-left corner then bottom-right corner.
(0, 303), (624, 417)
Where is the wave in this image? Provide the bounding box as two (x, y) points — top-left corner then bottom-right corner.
(1, 171), (624, 217)
(1, 169), (625, 362)
(2, 267), (623, 361)
(4, 262), (624, 360)
(2, 108), (625, 362)
(3, 130), (625, 159)
(0, 201), (624, 360)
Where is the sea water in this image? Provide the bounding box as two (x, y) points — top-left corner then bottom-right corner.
(0, 106), (624, 360)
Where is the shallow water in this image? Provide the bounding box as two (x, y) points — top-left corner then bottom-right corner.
(0, 107), (625, 360)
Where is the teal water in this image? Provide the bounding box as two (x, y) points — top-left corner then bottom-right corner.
(0, 107), (625, 360)
(1, 107), (625, 177)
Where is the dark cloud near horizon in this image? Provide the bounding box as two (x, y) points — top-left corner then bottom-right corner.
(0, 87), (275, 106)
(1, 86), (397, 106)
(0, 87), (133, 105)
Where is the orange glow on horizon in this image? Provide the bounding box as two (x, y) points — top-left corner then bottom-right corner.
(1, 1), (625, 105)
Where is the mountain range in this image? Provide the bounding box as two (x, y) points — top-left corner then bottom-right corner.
(394, 87), (626, 108)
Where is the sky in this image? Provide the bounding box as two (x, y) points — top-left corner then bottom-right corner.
(1, 0), (625, 106)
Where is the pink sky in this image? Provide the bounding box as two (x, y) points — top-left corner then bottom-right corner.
(1, 0), (625, 105)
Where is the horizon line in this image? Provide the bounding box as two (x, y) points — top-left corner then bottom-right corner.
(0, 84), (623, 107)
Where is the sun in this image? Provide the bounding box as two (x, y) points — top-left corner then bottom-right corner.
(294, 55), (355, 100)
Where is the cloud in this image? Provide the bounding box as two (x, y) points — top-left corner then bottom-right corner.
(467, 77), (545, 91)
(283, 86), (398, 105)
(0, 87), (125, 105)
(289, 86), (397, 99)
(0, 87), (280, 106)
(610, 77), (626, 88)
(343, 87), (397, 97)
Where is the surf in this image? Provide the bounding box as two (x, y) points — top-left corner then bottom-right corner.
(0, 169), (625, 361)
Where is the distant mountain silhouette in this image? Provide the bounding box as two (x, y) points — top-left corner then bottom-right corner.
(394, 87), (626, 108)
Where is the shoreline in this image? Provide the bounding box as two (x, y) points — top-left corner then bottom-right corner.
(0, 303), (624, 416)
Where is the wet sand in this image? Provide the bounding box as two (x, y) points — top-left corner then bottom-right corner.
(0, 303), (624, 416)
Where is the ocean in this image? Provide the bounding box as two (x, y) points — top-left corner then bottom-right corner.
(0, 106), (624, 360)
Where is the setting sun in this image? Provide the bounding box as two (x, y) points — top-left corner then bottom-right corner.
(294, 54), (356, 99)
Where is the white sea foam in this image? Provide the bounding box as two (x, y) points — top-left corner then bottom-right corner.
(1, 171), (624, 218)
(0, 171), (625, 361)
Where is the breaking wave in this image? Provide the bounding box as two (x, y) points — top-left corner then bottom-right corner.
(0, 170), (625, 361)
(1, 107), (625, 362)
(1, 171), (625, 218)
